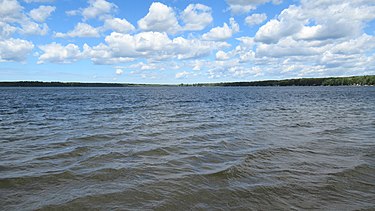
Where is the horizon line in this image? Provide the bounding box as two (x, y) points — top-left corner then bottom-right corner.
(1, 75), (374, 86)
(0, 75), (374, 87)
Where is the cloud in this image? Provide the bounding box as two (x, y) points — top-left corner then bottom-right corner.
(24, 0), (54, 3)
(38, 42), (83, 64)
(55, 22), (99, 38)
(236, 36), (255, 47)
(88, 32), (155, 60)
(245, 13), (267, 26)
(107, 31), (171, 58)
(66, 10), (80, 16)
(102, 18), (135, 33)
(197, 42), (260, 78)
(0, 38), (34, 62)
(255, 1), (375, 44)
(0, 22), (17, 38)
(229, 66), (262, 77)
(0, 0), (51, 36)
(214, 36), (256, 63)
(249, 0), (375, 77)
(255, 5), (303, 44)
(129, 62), (160, 70)
(215, 50), (230, 60)
(256, 37), (318, 58)
(115, 68), (123, 75)
(2, 0), (372, 81)
(82, 31), (230, 64)
(0, 0), (23, 23)
(176, 71), (191, 79)
(82, 0), (117, 20)
(181, 4), (213, 31)
(138, 3), (214, 33)
(191, 60), (206, 71)
(202, 18), (239, 41)
(138, 2), (180, 34)
(63, 1), (134, 35)
(172, 37), (229, 60)
(29, 5), (55, 22)
(226, 0), (282, 14)
(82, 43), (135, 65)
(330, 34), (375, 55)
(19, 21), (49, 35)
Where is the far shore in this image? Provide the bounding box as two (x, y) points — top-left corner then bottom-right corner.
(0, 75), (374, 87)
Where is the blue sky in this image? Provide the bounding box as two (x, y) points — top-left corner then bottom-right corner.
(1, 0), (375, 84)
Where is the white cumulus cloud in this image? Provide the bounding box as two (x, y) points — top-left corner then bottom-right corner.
(115, 68), (123, 75)
(55, 22), (100, 38)
(19, 21), (49, 35)
(29, 5), (55, 22)
(255, 1), (375, 44)
(0, 0), (52, 36)
(176, 71), (191, 79)
(248, 0), (375, 77)
(215, 50), (230, 60)
(82, 31), (230, 65)
(38, 42), (83, 64)
(82, 0), (117, 20)
(0, 38), (34, 62)
(181, 4), (213, 31)
(0, 22), (17, 38)
(0, 0), (24, 23)
(138, 2), (180, 34)
(245, 13), (267, 26)
(83, 43), (135, 65)
(24, 0), (54, 3)
(1, 0), (371, 81)
(226, 0), (282, 14)
(202, 18), (239, 41)
(255, 5), (304, 44)
(102, 17), (135, 33)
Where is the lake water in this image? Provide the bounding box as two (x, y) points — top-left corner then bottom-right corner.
(0, 86), (374, 210)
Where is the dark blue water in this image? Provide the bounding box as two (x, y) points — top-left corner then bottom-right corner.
(0, 86), (374, 210)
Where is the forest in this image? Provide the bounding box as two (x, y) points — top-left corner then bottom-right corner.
(193, 75), (375, 86)
(1, 75), (374, 87)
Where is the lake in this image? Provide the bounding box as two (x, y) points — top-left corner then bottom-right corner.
(0, 86), (374, 210)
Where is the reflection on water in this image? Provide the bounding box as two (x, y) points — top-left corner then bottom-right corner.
(0, 86), (374, 210)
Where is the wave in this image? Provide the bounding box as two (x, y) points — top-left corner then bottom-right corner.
(131, 146), (175, 157)
(68, 134), (114, 142)
(35, 146), (90, 160)
(201, 147), (295, 179)
(327, 163), (375, 186)
(0, 171), (77, 188)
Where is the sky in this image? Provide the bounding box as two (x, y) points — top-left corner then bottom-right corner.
(0, 0), (375, 84)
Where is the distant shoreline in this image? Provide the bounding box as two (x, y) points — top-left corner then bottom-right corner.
(0, 75), (374, 87)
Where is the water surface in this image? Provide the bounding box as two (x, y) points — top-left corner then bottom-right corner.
(0, 86), (374, 210)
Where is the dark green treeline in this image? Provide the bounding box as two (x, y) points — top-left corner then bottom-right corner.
(195, 75), (375, 87)
(0, 75), (374, 87)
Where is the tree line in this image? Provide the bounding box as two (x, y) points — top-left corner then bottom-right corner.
(1, 75), (374, 87)
(191, 75), (375, 87)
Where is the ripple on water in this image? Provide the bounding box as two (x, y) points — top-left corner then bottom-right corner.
(0, 86), (374, 210)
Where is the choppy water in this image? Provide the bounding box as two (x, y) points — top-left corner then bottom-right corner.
(0, 86), (374, 210)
